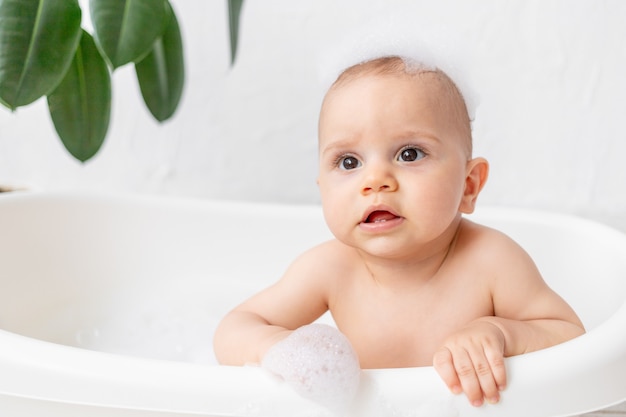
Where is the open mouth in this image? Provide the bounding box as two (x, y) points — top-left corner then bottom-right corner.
(364, 210), (400, 224)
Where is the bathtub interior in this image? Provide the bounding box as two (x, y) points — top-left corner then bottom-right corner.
(0, 194), (335, 363)
(0, 192), (625, 417)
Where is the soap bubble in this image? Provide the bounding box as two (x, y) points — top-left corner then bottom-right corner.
(261, 323), (361, 411)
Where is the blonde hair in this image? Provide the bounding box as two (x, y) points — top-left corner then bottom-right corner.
(328, 56), (473, 157)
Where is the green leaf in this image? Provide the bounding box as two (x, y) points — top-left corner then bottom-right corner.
(0, 0), (82, 109)
(90, 0), (168, 69)
(47, 30), (111, 162)
(135, 1), (184, 121)
(228, 0), (244, 65)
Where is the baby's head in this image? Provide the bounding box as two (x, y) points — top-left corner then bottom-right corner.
(316, 55), (488, 249)
(319, 55), (473, 159)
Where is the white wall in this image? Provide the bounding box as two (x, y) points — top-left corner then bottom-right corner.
(1, 0), (625, 229)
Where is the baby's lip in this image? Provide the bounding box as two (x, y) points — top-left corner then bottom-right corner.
(360, 205), (402, 224)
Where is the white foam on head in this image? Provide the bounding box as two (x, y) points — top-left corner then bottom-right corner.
(261, 323), (361, 412)
(317, 16), (478, 120)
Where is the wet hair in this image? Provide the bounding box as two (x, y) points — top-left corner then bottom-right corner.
(328, 56), (473, 157)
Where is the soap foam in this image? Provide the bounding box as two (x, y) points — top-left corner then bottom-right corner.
(317, 15), (478, 120)
(261, 323), (361, 411)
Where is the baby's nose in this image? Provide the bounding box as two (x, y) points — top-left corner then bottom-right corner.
(361, 164), (398, 195)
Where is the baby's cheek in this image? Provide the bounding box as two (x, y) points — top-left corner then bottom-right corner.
(261, 323), (361, 411)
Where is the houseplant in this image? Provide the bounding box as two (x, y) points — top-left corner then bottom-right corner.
(0, 0), (243, 162)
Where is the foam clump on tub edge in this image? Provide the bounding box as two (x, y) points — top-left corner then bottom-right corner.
(261, 323), (361, 411)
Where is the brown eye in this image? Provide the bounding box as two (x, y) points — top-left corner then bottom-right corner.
(398, 147), (425, 162)
(340, 156), (361, 170)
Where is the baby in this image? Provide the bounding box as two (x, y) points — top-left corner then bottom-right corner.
(213, 55), (585, 408)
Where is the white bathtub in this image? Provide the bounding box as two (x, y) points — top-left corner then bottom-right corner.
(0, 192), (625, 417)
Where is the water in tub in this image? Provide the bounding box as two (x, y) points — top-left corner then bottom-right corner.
(37, 276), (223, 364)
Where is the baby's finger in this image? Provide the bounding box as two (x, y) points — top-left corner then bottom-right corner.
(485, 346), (507, 393)
(435, 347), (484, 407)
(452, 348), (486, 407)
(432, 347), (462, 395)
(470, 348), (500, 404)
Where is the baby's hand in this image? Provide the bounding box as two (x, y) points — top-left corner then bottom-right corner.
(261, 324), (361, 411)
(433, 320), (507, 407)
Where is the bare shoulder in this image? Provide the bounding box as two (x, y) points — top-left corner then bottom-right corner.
(457, 218), (580, 321)
(456, 218), (534, 267)
(455, 218), (545, 296)
(229, 239), (356, 329)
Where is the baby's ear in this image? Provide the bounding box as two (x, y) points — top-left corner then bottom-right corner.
(460, 157), (489, 214)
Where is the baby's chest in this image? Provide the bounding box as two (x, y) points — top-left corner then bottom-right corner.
(332, 285), (493, 367)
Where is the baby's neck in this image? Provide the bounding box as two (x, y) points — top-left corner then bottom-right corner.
(356, 219), (462, 288)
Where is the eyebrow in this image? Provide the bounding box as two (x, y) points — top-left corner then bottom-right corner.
(395, 129), (442, 144)
(320, 130), (442, 156)
(319, 137), (358, 157)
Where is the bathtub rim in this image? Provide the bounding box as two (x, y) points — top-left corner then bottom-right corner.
(1, 312), (626, 417)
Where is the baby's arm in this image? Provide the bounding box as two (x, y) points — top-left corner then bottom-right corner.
(433, 226), (585, 407)
(213, 243), (332, 365)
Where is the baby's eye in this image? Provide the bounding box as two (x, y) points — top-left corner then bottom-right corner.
(338, 156), (361, 170)
(397, 147), (426, 162)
